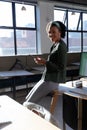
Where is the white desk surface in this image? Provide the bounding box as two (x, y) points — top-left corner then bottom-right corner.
(59, 79), (87, 99)
(0, 95), (61, 130)
(0, 70), (34, 79)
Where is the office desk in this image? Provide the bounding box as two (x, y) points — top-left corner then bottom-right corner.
(32, 65), (80, 81)
(66, 65), (79, 81)
(0, 70), (33, 78)
(0, 95), (61, 130)
(0, 70), (34, 99)
(62, 80), (87, 130)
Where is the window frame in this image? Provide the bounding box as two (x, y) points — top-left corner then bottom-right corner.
(54, 6), (87, 53)
(0, 1), (37, 56)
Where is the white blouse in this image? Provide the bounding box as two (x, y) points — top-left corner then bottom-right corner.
(51, 42), (60, 53)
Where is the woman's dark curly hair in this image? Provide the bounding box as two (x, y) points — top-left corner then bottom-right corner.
(46, 21), (66, 38)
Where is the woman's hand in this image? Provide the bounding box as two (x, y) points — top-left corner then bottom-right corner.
(34, 57), (46, 65)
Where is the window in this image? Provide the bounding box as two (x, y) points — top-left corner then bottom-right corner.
(0, 1), (36, 56)
(54, 7), (87, 52)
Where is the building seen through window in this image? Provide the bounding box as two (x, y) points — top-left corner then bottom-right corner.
(0, 1), (36, 56)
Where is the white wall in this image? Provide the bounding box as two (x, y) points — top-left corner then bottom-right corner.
(38, 1), (54, 54)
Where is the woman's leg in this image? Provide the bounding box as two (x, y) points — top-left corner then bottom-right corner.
(25, 80), (58, 103)
(25, 79), (44, 102)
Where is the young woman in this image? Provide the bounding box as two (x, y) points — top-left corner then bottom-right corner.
(23, 21), (67, 105)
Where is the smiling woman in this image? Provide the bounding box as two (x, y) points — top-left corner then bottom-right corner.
(23, 21), (67, 106)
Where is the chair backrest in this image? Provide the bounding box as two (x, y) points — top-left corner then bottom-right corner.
(9, 59), (26, 70)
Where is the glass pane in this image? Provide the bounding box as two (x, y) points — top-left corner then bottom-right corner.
(83, 13), (87, 30)
(68, 11), (80, 30)
(0, 29), (15, 56)
(68, 32), (81, 52)
(78, 20), (81, 30)
(0, 1), (12, 26)
(83, 32), (87, 51)
(63, 33), (67, 45)
(15, 4), (35, 28)
(54, 9), (66, 23)
(16, 30), (36, 55)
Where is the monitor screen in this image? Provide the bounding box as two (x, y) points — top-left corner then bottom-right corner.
(79, 52), (87, 77)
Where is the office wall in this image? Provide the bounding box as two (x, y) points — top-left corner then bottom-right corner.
(38, 1), (54, 54)
(0, 54), (48, 71)
(0, 53), (80, 71)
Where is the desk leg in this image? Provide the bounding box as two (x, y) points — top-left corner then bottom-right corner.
(12, 77), (16, 100)
(26, 76), (29, 94)
(63, 120), (66, 130)
(78, 98), (82, 130)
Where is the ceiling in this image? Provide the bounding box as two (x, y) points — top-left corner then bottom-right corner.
(5, 0), (87, 5)
(25, 0), (87, 5)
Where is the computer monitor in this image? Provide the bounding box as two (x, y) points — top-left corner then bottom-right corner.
(79, 52), (87, 77)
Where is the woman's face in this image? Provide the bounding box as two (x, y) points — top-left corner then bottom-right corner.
(48, 26), (61, 43)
